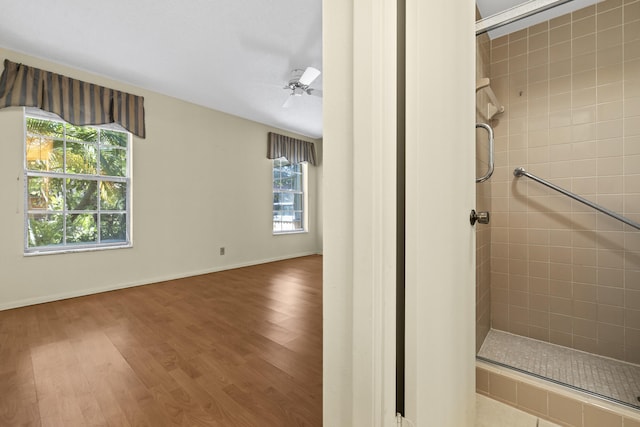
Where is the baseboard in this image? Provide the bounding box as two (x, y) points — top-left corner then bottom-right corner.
(0, 251), (319, 311)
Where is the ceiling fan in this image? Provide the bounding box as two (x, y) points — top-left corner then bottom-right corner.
(283, 66), (322, 107)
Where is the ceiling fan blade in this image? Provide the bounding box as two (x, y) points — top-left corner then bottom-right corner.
(308, 88), (323, 98)
(298, 67), (321, 86)
(282, 94), (295, 108)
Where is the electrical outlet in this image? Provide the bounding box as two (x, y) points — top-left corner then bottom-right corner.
(219, 247), (225, 255)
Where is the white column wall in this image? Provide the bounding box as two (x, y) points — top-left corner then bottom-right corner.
(404, 1), (476, 426)
(323, 0), (477, 425)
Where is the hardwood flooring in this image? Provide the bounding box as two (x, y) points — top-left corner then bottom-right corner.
(0, 255), (323, 426)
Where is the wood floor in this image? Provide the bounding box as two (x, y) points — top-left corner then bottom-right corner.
(0, 255), (322, 427)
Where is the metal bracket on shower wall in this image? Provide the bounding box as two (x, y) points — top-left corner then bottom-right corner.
(476, 0), (574, 36)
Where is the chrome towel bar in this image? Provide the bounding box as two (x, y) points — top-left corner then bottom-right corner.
(514, 167), (640, 231)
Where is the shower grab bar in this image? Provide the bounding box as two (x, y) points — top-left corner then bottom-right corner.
(476, 123), (494, 183)
(514, 167), (640, 231)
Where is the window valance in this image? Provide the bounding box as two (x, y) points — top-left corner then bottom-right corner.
(267, 132), (317, 165)
(0, 59), (145, 138)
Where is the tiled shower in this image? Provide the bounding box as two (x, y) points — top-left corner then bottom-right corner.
(475, 0), (640, 419)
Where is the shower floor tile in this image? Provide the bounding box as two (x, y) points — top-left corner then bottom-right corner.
(478, 329), (640, 410)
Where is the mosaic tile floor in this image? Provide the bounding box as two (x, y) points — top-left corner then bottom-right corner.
(478, 329), (640, 410)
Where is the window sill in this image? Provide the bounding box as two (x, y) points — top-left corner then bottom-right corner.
(24, 243), (133, 257)
(273, 230), (308, 236)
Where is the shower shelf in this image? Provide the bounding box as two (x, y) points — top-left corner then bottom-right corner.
(476, 77), (504, 120)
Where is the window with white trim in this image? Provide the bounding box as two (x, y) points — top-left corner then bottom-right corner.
(24, 112), (132, 253)
(272, 158), (307, 233)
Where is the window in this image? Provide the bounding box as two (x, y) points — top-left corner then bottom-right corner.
(272, 158), (306, 233)
(24, 113), (131, 253)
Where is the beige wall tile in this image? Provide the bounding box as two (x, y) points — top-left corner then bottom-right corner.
(489, 372), (518, 405)
(598, 286), (625, 306)
(476, 367), (489, 394)
(509, 28), (528, 42)
(597, 155), (624, 175)
(598, 248), (625, 268)
(584, 404), (623, 427)
(597, 46), (623, 68)
(491, 60), (509, 77)
(598, 267), (624, 287)
(574, 4), (596, 20)
(624, 59), (640, 79)
(574, 16), (596, 38)
(597, 7), (623, 31)
(548, 392), (582, 427)
(573, 34), (597, 56)
(597, 101), (623, 121)
(598, 82), (624, 103)
(530, 21), (549, 35)
(625, 97), (640, 117)
(598, 63), (624, 86)
(550, 24), (571, 45)
(624, 417), (640, 427)
(573, 283), (597, 302)
(573, 70), (597, 91)
(573, 87), (597, 107)
(625, 1), (640, 24)
(531, 293), (550, 311)
(551, 13), (571, 28)
(625, 78), (640, 99)
(573, 52), (597, 72)
(596, 137), (623, 157)
(624, 344), (640, 364)
(510, 39), (527, 58)
(550, 279), (572, 298)
(627, 289), (640, 310)
(598, 26), (623, 50)
(625, 116), (640, 136)
(574, 300), (597, 320)
(529, 64), (549, 84)
(573, 265), (597, 284)
(598, 321), (625, 344)
(625, 21), (640, 43)
(493, 34), (509, 47)
(549, 329), (572, 346)
(574, 335), (599, 353)
(598, 304), (625, 325)
(529, 48), (549, 66)
(598, 0), (623, 13)
(517, 382), (548, 416)
(550, 312), (573, 332)
(529, 31), (549, 51)
(492, 44), (508, 63)
(550, 40), (571, 62)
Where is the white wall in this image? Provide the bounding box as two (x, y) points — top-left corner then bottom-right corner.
(0, 48), (321, 310)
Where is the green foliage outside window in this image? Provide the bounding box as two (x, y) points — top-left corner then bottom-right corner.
(25, 116), (130, 251)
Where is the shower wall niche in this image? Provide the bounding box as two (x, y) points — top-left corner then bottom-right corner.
(477, 0), (640, 365)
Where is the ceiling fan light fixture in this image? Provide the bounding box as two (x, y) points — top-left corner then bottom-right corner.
(281, 66), (322, 108)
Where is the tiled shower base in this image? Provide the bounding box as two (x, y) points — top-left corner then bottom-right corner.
(478, 329), (640, 410)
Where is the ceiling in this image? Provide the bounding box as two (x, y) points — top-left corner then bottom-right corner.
(0, 0), (323, 139)
(0, 1), (600, 139)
